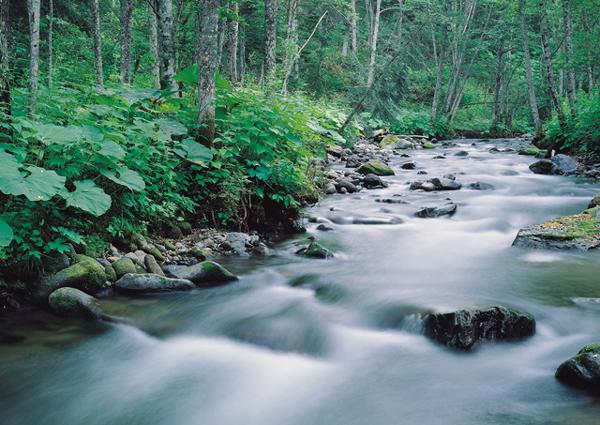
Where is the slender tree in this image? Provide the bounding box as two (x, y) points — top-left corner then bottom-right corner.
(561, 0), (577, 114)
(196, 0), (220, 144)
(120, 0), (134, 84)
(149, 0), (160, 88)
(518, 0), (541, 139)
(227, 1), (239, 82)
(491, 38), (504, 130)
(0, 0), (10, 120)
(47, 0), (53, 88)
(91, 0), (104, 88)
(350, 0), (357, 55)
(366, 0), (381, 88)
(264, 0), (278, 78)
(157, 0), (177, 91)
(28, 0), (41, 109)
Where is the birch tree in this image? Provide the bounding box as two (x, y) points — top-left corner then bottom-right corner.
(264, 0), (278, 78)
(47, 0), (53, 88)
(561, 0), (577, 114)
(28, 0), (41, 109)
(157, 0), (177, 91)
(227, 1), (239, 82)
(149, 0), (160, 88)
(366, 0), (381, 88)
(120, 0), (134, 84)
(350, 0), (357, 55)
(196, 0), (220, 143)
(91, 0), (104, 88)
(0, 0), (10, 119)
(518, 0), (541, 138)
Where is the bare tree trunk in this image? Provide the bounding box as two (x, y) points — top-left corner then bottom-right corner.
(582, 13), (594, 91)
(0, 0), (10, 120)
(227, 1), (239, 82)
(149, 0), (160, 88)
(119, 0), (134, 84)
(562, 0), (577, 114)
(157, 0), (177, 91)
(196, 0), (219, 144)
(282, 0), (298, 88)
(539, 3), (566, 129)
(28, 0), (40, 109)
(91, 0), (104, 88)
(239, 27), (246, 84)
(47, 0), (53, 88)
(366, 0), (381, 87)
(431, 27), (444, 124)
(217, 1), (227, 72)
(264, 0), (278, 78)
(491, 38), (504, 130)
(350, 0), (357, 55)
(519, 0), (541, 138)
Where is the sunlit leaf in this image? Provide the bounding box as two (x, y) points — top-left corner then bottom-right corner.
(21, 167), (67, 202)
(64, 180), (112, 216)
(173, 64), (198, 85)
(157, 119), (188, 138)
(0, 149), (26, 197)
(98, 140), (126, 159)
(31, 123), (83, 144)
(102, 167), (145, 192)
(174, 138), (213, 165)
(0, 219), (13, 247)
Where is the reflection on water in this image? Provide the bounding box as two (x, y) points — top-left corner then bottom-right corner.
(1, 139), (600, 425)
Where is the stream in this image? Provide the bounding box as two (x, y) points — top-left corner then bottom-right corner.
(1, 139), (600, 425)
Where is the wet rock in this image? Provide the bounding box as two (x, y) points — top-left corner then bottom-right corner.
(325, 183), (337, 194)
(316, 224), (334, 232)
(375, 197), (409, 204)
(423, 306), (536, 351)
(124, 252), (143, 266)
(430, 177), (462, 191)
(43, 253), (70, 274)
(345, 155), (363, 168)
(433, 155), (446, 159)
(529, 159), (555, 175)
(326, 145), (344, 158)
(48, 287), (103, 320)
(417, 170), (428, 175)
(518, 148), (546, 157)
(42, 257), (107, 295)
(454, 150), (469, 157)
(415, 201), (457, 218)
(362, 173), (387, 189)
(104, 264), (117, 282)
(115, 273), (195, 293)
(225, 232), (250, 256)
(336, 179), (359, 194)
(144, 255), (165, 276)
(468, 182), (495, 190)
(164, 261), (238, 287)
(111, 257), (137, 279)
(296, 241), (333, 259)
(395, 139), (414, 150)
(552, 154), (578, 175)
(556, 343), (600, 395)
(356, 160), (395, 176)
(589, 194), (600, 209)
(401, 161), (417, 170)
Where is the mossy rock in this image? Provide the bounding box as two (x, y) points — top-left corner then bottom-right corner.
(356, 160), (395, 176)
(296, 242), (333, 259)
(556, 342), (600, 395)
(423, 143), (436, 149)
(48, 287), (103, 320)
(579, 343), (600, 355)
(115, 273), (195, 293)
(379, 134), (399, 147)
(165, 241), (177, 251)
(518, 147), (547, 157)
(111, 257), (137, 279)
(164, 261), (238, 288)
(43, 257), (107, 294)
(177, 221), (193, 235)
(104, 264), (117, 282)
(131, 234), (165, 261)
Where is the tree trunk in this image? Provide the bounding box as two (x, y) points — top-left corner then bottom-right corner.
(518, 0), (541, 139)
(561, 0), (577, 114)
(28, 0), (41, 109)
(217, 1), (227, 72)
(366, 0), (381, 88)
(350, 0), (357, 55)
(239, 27), (246, 84)
(264, 0), (278, 78)
(539, 3), (566, 129)
(149, 0), (160, 88)
(581, 13), (594, 91)
(431, 27), (444, 124)
(0, 0), (10, 120)
(227, 1), (239, 82)
(196, 0), (219, 144)
(119, 0), (134, 84)
(491, 39), (504, 130)
(157, 0), (177, 91)
(282, 0), (298, 88)
(47, 0), (53, 88)
(91, 0), (104, 88)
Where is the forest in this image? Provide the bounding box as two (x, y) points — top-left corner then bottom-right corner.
(0, 1), (599, 424)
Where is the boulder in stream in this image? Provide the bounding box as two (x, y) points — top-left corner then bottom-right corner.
(362, 174), (387, 189)
(468, 182), (495, 190)
(529, 159), (555, 175)
(42, 256), (107, 295)
(423, 306), (536, 351)
(48, 287), (103, 320)
(111, 257), (137, 279)
(415, 201), (457, 218)
(164, 261), (238, 287)
(296, 241), (333, 259)
(556, 343), (600, 395)
(356, 160), (395, 176)
(552, 154), (578, 175)
(115, 273), (195, 293)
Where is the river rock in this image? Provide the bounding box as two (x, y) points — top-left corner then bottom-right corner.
(144, 254), (165, 276)
(415, 201), (457, 218)
(401, 161), (417, 170)
(529, 159), (555, 175)
(111, 257), (137, 279)
(42, 257), (107, 295)
(362, 174), (387, 189)
(42, 253), (70, 274)
(589, 194), (600, 209)
(164, 261), (238, 287)
(423, 306), (536, 350)
(395, 139), (414, 150)
(296, 241), (333, 259)
(430, 177), (462, 190)
(325, 183), (337, 194)
(316, 224), (334, 231)
(556, 343), (600, 395)
(48, 287), (103, 320)
(468, 182), (495, 190)
(454, 150), (469, 157)
(115, 273), (195, 293)
(336, 179), (359, 194)
(552, 154), (578, 175)
(104, 264), (117, 282)
(356, 160), (395, 176)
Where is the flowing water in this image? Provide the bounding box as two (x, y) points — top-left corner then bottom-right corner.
(2, 139), (600, 425)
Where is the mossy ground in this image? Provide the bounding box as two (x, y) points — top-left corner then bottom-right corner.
(530, 209), (599, 241)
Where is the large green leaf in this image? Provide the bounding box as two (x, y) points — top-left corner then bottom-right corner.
(0, 149), (26, 197)
(98, 140), (126, 159)
(173, 64), (198, 85)
(174, 138), (213, 165)
(102, 167), (145, 192)
(64, 180), (111, 217)
(32, 123), (83, 145)
(0, 219), (13, 247)
(157, 119), (188, 138)
(21, 167), (67, 202)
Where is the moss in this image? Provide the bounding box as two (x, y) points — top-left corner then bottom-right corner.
(111, 258), (137, 278)
(104, 264), (117, 282)
(518, 148), (547, 156)
(44, 259), (107, 293)
(356, 160), (395, 176)
(423, 143), (436, 149)
(537, 209), (599, 240)
(379, 134), (399, 147)
(578, 343), (600, 355)
(165, 241), (177, 251)
(178, 221), (193, 235)
(297, 242), (333, 259)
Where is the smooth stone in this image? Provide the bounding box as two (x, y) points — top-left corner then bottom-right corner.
(48, 287), (103, 320)
(414, 202), (457, 218)
(552, 154), (578, 175)
(164, 261), (238, 287)
(556, 343), (600, 395)
(111, 257), (137, 279)
(468, 182), (495, 190)
(144, 254), (165, 276)
(529, 159), (555, 175)
(42, 257), (107, 295)
(115, 273), (195, 293)
(296, 241), (333, 259)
